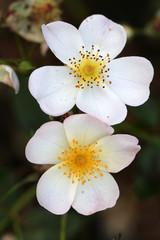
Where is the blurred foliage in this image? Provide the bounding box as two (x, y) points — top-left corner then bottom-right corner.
(113, 233), (122, 240)
(0, 172), (90, 240)
(23, 208), (85, 240)
(115, 97), (160, 199)
(129, 71), (159, 199)
(6, 0), (62, 43)
(63, 0), (89, 23)
(130, 98), (160, 127)
(12, 74), (49, 136)
(63, 0), (160, 28)
(134, 144), (160, 198)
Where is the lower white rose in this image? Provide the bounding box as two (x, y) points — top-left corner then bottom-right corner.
(25, 114), (140, 215)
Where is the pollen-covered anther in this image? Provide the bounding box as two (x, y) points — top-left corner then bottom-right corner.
(57, 139), (107, 184)
(65, 45), (111, 89)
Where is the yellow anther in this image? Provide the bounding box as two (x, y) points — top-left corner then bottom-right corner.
(65, 46), (111, 89)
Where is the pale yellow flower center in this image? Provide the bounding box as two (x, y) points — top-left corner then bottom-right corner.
(58, 139), (108, 184)
(65, 45), (112, 89)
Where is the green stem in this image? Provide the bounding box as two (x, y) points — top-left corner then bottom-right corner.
(10, 210), (24, 240)
(28, 42), (39, 60)
(59, 214), (67, 240)
(0, 58), (21, 64)
(0, 184), (36, 233)
(15, 34), (28, 60)
(0, 172), (38, 205)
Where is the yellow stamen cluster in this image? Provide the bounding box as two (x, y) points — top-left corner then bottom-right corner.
(58, 139), (108, 184)
(65, 45), (112, 89)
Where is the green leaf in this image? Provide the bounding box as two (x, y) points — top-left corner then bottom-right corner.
(17, 61), (35, 75)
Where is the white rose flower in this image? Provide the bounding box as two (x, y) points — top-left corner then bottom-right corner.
(25, 114), (140, 215)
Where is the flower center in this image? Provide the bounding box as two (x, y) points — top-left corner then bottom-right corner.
(64, 45), (112, 89)
(83, 65), (95, 76)
(57, 139), (108, 184)
(75, 155), (86, 167)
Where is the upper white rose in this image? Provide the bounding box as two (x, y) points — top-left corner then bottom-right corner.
(29, 14), (154, 125)
(25, 114), (140, 215)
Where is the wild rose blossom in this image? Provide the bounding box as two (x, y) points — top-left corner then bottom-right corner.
(0, 65), (19, 93)
(25, 114), (140, 215)
(29, 14), (154, 125)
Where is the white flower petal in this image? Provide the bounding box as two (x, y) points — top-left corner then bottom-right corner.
(42, 22), (84, 64)
(37, 165), (77, 215)
(108, 57), (154, 106)
(0, 65), (19, 93)
(25, 121), (69, 164)
(29, 66), (79, 116)
(72, 172), (119, 215)
(76, 86), (127, 125)
(79, 14), (127, 59)
(63, 114), (114, 146)
(96, 134), (141, 173)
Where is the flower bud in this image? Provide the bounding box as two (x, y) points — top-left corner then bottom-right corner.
(0, 65), (19, 93)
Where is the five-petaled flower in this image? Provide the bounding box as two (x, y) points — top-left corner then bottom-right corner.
(25, 114), (140, 215)
(29, 14), (154, 125)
